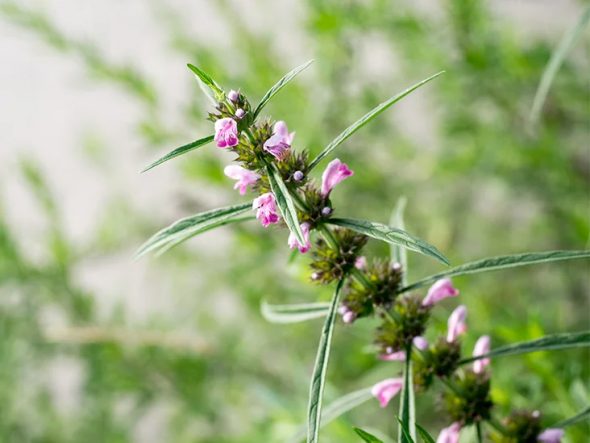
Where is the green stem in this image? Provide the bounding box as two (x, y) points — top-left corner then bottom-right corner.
(476, 422), (483, 443)
(317, 224), (339, 250)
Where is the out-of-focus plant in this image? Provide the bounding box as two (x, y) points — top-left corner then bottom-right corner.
(139, 61), (590, 443)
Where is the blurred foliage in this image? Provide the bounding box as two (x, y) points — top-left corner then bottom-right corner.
(0, 0), (588, 442)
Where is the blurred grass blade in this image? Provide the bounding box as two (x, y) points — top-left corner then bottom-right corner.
(399, 348), (416, 443)
(390, 197), (408, 285)
(253, 60), (314, 120)
(552, 406), (590, 429)
(415, 424), (435, 443)
(308, 71), (444, 171)
(354, 428), (385, 443)
(142, 135), (214, 172)
(136, 203), (252, 257)
(267, 165), (306, 245)
(400, 250), (590, 293)
(187, 63), (224, 102)
(459, 331), (590, 365)
(288, 387), (372, 443)
(327, 218), (449, 265)
(307, 279), (345, 443)
(261, 301), (330, 324)
(529, 6), (590, 128)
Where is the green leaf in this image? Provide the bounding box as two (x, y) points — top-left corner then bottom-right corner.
(136, 203), (253, 257)
(288, 388), (373, 443)
(307, 279), (345, 443)
(399, 347), (416, 443)
(261, 301), (330, 324)
(459, 331), (590, 365)
(141, 135), (214, 172)
(399, 250), (590, 293)
(308, 71), (444, 171)
(187, 63), (224, 102)
(415, 424), (435, 443)
(390, 197), (408, 285)
(529, 6), (590, 128)
(552, 405), (590, 429)
(266, 164), (306, 246)
(354, 428), (385, 443)
(252, 60), (314, 120)
(327, 218), (449, 265)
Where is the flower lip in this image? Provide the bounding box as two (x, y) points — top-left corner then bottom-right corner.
(214, 117), (239, 148)
(224, 165), (260, 195)
(320, 159), (354, 197)
(263, 121), (294, 160)
(252, 192), (280, 227)
(371, 378), (403, 408)
(288, 222), (312, 253)
(422, 278), (459, 306)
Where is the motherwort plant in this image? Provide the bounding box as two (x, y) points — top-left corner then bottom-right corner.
(139, 61), (590, 443)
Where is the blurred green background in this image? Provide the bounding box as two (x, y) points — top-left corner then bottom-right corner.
(0, 0), (588, 442)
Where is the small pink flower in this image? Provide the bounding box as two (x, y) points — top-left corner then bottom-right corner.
(338, 305), (357, 324)
(288, 222), (311, 253)
(214, 117), (239, 148)
(413, 336), (429, 350)
(252, 193), (280, 227)
(371, 378), (403, 408)
(224, 165), (260, 195)
(321, 159), (354, 197)
(355, 256), (367, 270)
(436, 422), (461, 443)
(447, 305), (468, 343)
(235, 108), (245, 119)
(379, 350), (406, 361)
(263, 121), (294, 160)
(472, 335), (491, 374)
(537, 428), (564, 443)
(422, 279), (459, 306)
(227, 90), (239, 102)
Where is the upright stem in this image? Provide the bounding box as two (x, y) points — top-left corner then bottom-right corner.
(399, 344), (416, 443)
(476, 421), (483, 443)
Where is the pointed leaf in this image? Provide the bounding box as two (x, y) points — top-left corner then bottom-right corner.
(187, 63), (224, 101)
(529, 6), (590, 128)
(390, 197), (408, 285)
(399, 250), (590, 293)
(142, 135), (214, 172)
(308, 71), (444, 171)
(136, 203), (253, 257)
(396, 417), (416, 443)
(354, 428), (385, 443)
(552, 406), (590, 429)
(327, 218), (449, 265)
(307, 279), (345, 443)
(399, 348), (416, 443)
(266, 164), (306, 245)
(415, 424), (435, 443)
(288, 388), (373, 443)
(261, 301), (330, 324)
(252, 60), (314, 120)
(460, 331), (590, 365)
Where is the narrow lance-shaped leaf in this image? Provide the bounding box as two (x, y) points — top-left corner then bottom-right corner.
(529, 6), (590, 128)
(399, 347), (416, 443)
(308, 71), (444, 171)
(307, 279), (345, 443)
(552, 406), (590, 429)
(142, 135), (214, 172)
(288, 388), (373, 443)
(354, 428), (385, 443)
(261, 301), (331, 324)
(253, 60), (314, 120)
(415, 424), (436, 443)
(187, 63), (225, 102)
(399, 250), (590, 293)
(327, 218), (449, 266)
(390, 197), (408, 285)
(459, 331), (590, 365)
(266, 164), (306, 246)
(136, 203), (253, 258)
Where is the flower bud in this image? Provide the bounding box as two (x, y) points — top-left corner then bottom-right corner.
(446, 305), (468, 343)
(320, 159), (353, 197)
(321, 206), (332, 216)
(472, 335), (491, 374)
(371, 378), (403, 408)
(538, 428), (564, 443)
(293, 170), (304, 181)
(235, 108), (245, 119)
(422, 279), (460, 306)
(227, 89), (239, 102)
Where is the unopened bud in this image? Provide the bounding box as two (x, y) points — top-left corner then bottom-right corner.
(235, 108), (245, 119)
(227, 90), (239, 102)
(321, 206), (332, 216)
(293, 170), (304, 181)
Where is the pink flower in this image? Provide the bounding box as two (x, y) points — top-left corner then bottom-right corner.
(422, 279), (459, 306)
(214, 118), (239, 148)
(235, 108), (245, 119)
(371, 378), (403, 408)
(537, 428), (564, 443)
(252, 193), (280, 227)
(224, 165), (260, 195)
(227, 90), (239, 102)
(436, 422), (461, 443)
(380, 337), (429, 360)
(413, 336), (429, 350)
(355, 256), (367, 270)
(320, 159), (354, 197)
(288, 222), (311, 253)
(447, 305), (468, 343)
(472, 335), (491, 374)
(338, 305), (357, 324)
(263, 121), (294, 160)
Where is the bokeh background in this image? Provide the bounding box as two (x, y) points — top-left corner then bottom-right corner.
(1, 0), (589, 442)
